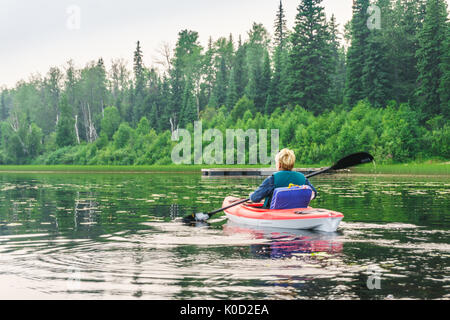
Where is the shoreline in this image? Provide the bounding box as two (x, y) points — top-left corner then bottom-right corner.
(0, 163), (447, 175)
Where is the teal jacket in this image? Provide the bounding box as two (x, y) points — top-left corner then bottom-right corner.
(250, 171), (317, 208)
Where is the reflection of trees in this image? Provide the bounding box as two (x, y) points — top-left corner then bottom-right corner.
(73, 191), (99, 229)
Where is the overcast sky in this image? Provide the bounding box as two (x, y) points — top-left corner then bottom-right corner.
(0, 0), (436, 88)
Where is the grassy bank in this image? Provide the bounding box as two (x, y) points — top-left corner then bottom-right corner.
(351, 162), (449, 175)
(0, 162), (448, 175)
(0, 164), (271, 173)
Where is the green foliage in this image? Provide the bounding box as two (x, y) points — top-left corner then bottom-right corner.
(231, 96), (255, 122)
(415, 0), (449, 120)
(345, 0), (371, 106)
(56, 96), (76, 148)
(137, 117), (151, 136)
(113, 123), (134, 149)
(0, 0), (448, 165)
(101, 106), (121, 140)
(288, 0), (334, 114)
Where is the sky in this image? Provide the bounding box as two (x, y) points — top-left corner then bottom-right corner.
(0, 0), (364, 88)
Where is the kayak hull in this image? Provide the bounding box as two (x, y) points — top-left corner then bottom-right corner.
(223, 197), (344, 233)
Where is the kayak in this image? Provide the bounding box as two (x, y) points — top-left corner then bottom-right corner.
(222, 197), (344, 233)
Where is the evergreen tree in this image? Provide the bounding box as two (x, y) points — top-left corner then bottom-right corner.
(56, 96), (76, 148)
(133, 41), (145, 94)
(0, 90), (9, 121)
(439, 21), (450, 118)
(201, 37), (215, 107)
(345, 0), (371, 107)
(288, 0), (333, 113)
(328, 15), (346, 106)
(210, 56), (228, 107)
(181, 76), (198, 126)
(261, 51), (272, 113)
(158, 75), (172, 131)
(232, 37), (248, 100)
(169, 30), (203, 128)
(415, 0), (449, 119)
(226, 67), (239, 109)
(168, 64), (184, 130)
(362, 1), (392, 108)
(246, 23), (270, 113)
(132, 41), (147, 124)
(269, 1), (290, 112)
(26, 123), (43, 159)
(274, 0), (288, 49)
(65, 60), (77, 107)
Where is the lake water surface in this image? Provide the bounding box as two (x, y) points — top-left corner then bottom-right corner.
(0, 173), (448, 300)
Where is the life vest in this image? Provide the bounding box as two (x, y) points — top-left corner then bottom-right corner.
(264, 171), (307, 208)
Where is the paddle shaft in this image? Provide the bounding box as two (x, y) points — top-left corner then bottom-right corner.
(207, 198), (251, 216)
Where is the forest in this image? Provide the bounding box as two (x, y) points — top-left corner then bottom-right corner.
(0, 0), (448, 166)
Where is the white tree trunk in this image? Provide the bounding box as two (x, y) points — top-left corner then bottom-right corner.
(87, 103), (98, 142)
(74, 115), (80, 144)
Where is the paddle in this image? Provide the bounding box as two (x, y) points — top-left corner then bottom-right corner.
(182, 152), (374, 223)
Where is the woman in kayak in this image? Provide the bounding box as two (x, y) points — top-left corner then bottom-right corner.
(249, 148), (317, 208)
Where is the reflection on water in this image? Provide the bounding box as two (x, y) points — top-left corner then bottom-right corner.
(223, 223), (343, 259)
(0, 173), (448, 300)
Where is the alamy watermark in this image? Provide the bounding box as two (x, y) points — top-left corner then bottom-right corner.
(66, 266), (82, 291)
(66, 5), (81, 30)
(367, 5), (381, 30)
(171, 121), (279, 165)
(366, 265), (382, 290)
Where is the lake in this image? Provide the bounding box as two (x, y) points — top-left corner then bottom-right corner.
(0, 172), (448, 300)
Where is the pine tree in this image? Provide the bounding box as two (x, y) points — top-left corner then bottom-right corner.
(158, 75), (172, 131)
(246, 23), (270, 113)
(226, 67), (239, 109)
(387, 0), (423, 103)
(261, 51), (272, 113)
(201, 37), (215, 106)
(232, 37), (248, 100)
(362, 1), (392, 108)
(328, 15), (346, 106)
(269, 0), (290, 113)
(133, 41), (145, 94)
(362, 32), (392, 108)
(210, 56), (228, 107)
(169, 30), (203, 128)
(168, 64), (184, 130)
(56, 95), (76, 148)
(274, 0), (288, 49)
(288, 0), (333, 114)
(245, 55), (263, 111)
(132, 42), (147, 125)
(415, 0), (449, 119)
(181, 76), (197, 126)
(0, 90), (9, 121)
(439, 22), (450, 118)
(345, 0), (371, 107)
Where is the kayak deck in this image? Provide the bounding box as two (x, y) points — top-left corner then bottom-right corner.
(223, 197), (344, 232)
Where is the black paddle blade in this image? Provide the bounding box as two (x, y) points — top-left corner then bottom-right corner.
(331, 152), (374, 171)
(182, 213), (197, 223)
(182, 212), (210, 223)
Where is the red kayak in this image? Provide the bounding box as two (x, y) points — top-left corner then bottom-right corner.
(223, 197), (344, 232)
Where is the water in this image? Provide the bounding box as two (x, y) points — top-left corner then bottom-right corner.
(0, 173), (448, 300)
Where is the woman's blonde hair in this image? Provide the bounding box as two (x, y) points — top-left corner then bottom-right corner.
(275, 149), (296, 171)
